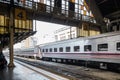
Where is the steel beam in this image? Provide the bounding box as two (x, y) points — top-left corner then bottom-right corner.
(8, 0), (15, 67)
(85, 0), (106, 32)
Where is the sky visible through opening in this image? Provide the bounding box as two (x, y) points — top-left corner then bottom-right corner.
(33, 21), (68, 44)
(14, 20), (69, 48)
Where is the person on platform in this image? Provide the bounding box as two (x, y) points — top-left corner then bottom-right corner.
(0, 45), (7, 69)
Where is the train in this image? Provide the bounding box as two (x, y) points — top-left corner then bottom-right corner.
(15, 31), (120, 71)
(14, 47), (42, 59)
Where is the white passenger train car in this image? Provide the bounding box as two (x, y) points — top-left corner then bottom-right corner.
(40, 31), (120, 70)
(14, 47), (41, 59)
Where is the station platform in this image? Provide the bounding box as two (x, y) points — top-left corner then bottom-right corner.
(0, 58), (69, 80)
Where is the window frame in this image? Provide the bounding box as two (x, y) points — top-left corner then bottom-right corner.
(42, 49), (44, 52)
(98, 43), (108, 51)
(49, 48), (52, 52)
(54, 48), (57, 52)
(66, 46), (71, 52)
(84, 45), (92, 51)
(116, 42), (120, 51)
(59, 47), (63, 52)
(46, 49), (48, 52)
(74, 46), (80, 52)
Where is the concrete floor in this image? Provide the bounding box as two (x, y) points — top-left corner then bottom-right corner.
(0, 59), (69, 80)
(0, 62), (50, 80)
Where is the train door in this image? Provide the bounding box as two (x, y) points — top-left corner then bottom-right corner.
(38, 47), (43, 59)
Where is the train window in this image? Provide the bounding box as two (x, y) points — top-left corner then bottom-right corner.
(98, 43), (108, 51)
(84, 45), (91, 51)
(74, 46), (80, 52)
(116, 42), (120, 51)
(54, 48), (57, 52)
(66, 47), (71, 52)
(59, 47), (63, 52)
(49, 48), (52, 52)
(42, 49), (44, 52)
(46, 49), (48, 52)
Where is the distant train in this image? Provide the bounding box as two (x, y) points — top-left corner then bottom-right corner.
(14, 47), (42, 59)
(15, 31), (120, 71)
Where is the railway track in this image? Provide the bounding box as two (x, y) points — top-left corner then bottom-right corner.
(15, 57), (120, 80)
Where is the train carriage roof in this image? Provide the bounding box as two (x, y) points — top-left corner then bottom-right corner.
(39, 31), (120, 47)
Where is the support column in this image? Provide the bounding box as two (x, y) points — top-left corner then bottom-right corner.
(76, 22), (82, 37)
(76, 27), (80, 38)
(8, 26), (15, 67)
(8, 0), (15, 67)
(88, 24), (90, 36)
(70, 26), (72, 39)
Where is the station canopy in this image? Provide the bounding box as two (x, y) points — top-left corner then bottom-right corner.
(95, 0), (120, 20)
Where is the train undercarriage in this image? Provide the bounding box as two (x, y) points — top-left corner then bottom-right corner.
(42, 57), (120, 72)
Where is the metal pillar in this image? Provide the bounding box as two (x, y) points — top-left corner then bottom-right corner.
(70, 26), (72, 39)
(76, 22), (82, 37)
(76, 27), (80, 37)
(8, 0), (15, 67)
